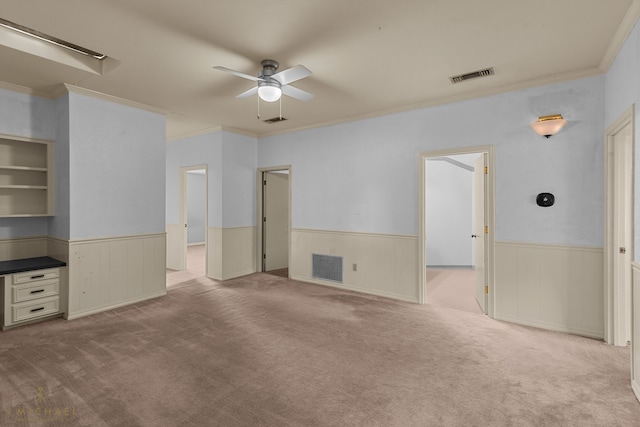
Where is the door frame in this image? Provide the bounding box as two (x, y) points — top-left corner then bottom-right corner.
(256, 165), (292, 274)
(179, 164), (208, 275)
(604, 105), (635, 345)
(419, 145), (495, 317)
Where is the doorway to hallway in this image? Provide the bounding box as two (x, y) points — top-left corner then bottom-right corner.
(419, 146), (495, 316)
(257, 166), (291, 277)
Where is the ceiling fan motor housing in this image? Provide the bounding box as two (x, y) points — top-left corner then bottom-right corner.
(260, 59), (279, 77)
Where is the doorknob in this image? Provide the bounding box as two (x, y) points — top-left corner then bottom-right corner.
(471, 234), (478, 238)
(620, 247), (626, 254)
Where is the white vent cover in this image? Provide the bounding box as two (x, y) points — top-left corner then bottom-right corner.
(449, 67), (495, 84)
(312, 254), (343, 283)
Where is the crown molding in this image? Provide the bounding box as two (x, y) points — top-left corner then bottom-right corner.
(166, 125), (222, 143)
(50, 84), (170, 116)
(0, 80), (53, 98)
(599, 0), (640, 72)
(166, 125), (257, 143)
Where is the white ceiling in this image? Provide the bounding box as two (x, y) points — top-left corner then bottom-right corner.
(0, 1), (637, 139)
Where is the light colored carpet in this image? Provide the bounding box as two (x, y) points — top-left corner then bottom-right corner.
(426, 268), (483, 314)
(1, 273), (639, 426)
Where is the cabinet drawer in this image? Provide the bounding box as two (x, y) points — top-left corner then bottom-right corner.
(12, 297), (59, 323)
(12, 279), (59, 303)
(13, 268), (59, 285)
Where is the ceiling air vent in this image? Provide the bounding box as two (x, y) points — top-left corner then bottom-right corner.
(449, 67), (494, 84)
(263, 116), (288, 124)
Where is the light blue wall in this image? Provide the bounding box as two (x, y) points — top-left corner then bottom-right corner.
(166, 131), (223, 227)
(221, 131), (258, 228)
(259, 76), (605, 248)
(48, 94), (71, 239)
(66, 92), (166, 240)
(166, 130), (257, 230)
(605, 18), (640, 262)
(0, 88), (56, 238)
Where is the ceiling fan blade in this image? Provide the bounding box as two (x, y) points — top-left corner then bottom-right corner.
(236, 86), (258, 98)
(272, 65), (312, 86)
(281, 85), (314, 102)
(213, 66), (263, 82)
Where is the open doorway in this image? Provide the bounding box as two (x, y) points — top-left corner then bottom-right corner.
(419, 146), (495, 316)
(605, 106), (634, 346)
(257, 166), (291, 278)
(186, 169), (207, 277)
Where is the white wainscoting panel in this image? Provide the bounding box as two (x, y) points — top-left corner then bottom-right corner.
(291, 228), (419, 303)
(221, 227), (256, 280)
(495, 241), (604, 339)
(66, 233), (166, 320)
(207, 227), (223, 280)
(207, 226), (256, 281)
(47, 237), (70, 317)
(166, 223), (184, 270)
(0, 237), (47, 261)
(632, 262), (640, 403)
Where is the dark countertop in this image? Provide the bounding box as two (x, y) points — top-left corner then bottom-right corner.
(0, 256), (66, 276)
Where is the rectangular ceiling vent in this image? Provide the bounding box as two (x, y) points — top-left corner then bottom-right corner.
(449, 67), (494, 84)
(263, 116), (288, 124)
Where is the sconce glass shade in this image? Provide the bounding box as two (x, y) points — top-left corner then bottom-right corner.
(530, 114), (567, 138)
(258, 84), (282, 102)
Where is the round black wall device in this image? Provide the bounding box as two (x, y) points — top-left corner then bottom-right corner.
(536, 193), (555, 207)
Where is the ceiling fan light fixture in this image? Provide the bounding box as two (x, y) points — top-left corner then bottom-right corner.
(530, 114), (567, 138)
(258, 82), (282, 102)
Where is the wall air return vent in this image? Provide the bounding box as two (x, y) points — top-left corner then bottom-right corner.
(263, 116), (288, 124)
(312, 254), (343, 283)
(449, 67), (494, 84)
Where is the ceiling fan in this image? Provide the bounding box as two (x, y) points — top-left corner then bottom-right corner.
(214, 59), (313, 103)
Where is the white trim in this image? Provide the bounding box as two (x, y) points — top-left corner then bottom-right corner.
(496, 240), (604, 253)
(599, 0), (640, 72)
(166, 125), (257, 143)
(65, 291), (167, 321)
(632, 261), (640, 403)
(604, 105), (635, 345)
(68, 232), (166, 244)
(0, 80), (52, 98)
(0, 132), (53, 144)
(290, 274), (419, 304)
(53, 84), (170, 116)
(419, 145), (495, 317)
(291, 227), (417, 240)
(257, 165), (292, 274)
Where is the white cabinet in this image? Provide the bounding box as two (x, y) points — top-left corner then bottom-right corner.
(0, 134), (54, 217)
(1, 266), (63, 329)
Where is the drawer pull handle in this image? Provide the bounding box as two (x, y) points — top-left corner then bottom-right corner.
(30, 289), (45, 294)
(30, 307), (45, 313)
(30, 274), (45, 279)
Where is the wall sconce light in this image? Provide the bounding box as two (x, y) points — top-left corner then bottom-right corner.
(530, 114), (567, 138)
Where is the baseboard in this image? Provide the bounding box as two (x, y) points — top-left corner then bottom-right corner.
(633, 379), (640, 404)
(291, 274), (419, 304)
(427, 265), (474, 269)
(494, 314), (604, 340)
(66, 291), (167, 320)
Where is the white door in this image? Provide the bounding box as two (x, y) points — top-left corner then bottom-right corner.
(473, 154), (487, 314)
(263, 171), (289, 271)
(613, 124), (633, 345)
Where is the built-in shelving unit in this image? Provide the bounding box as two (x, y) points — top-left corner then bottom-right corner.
(0, 134), (54, 217)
